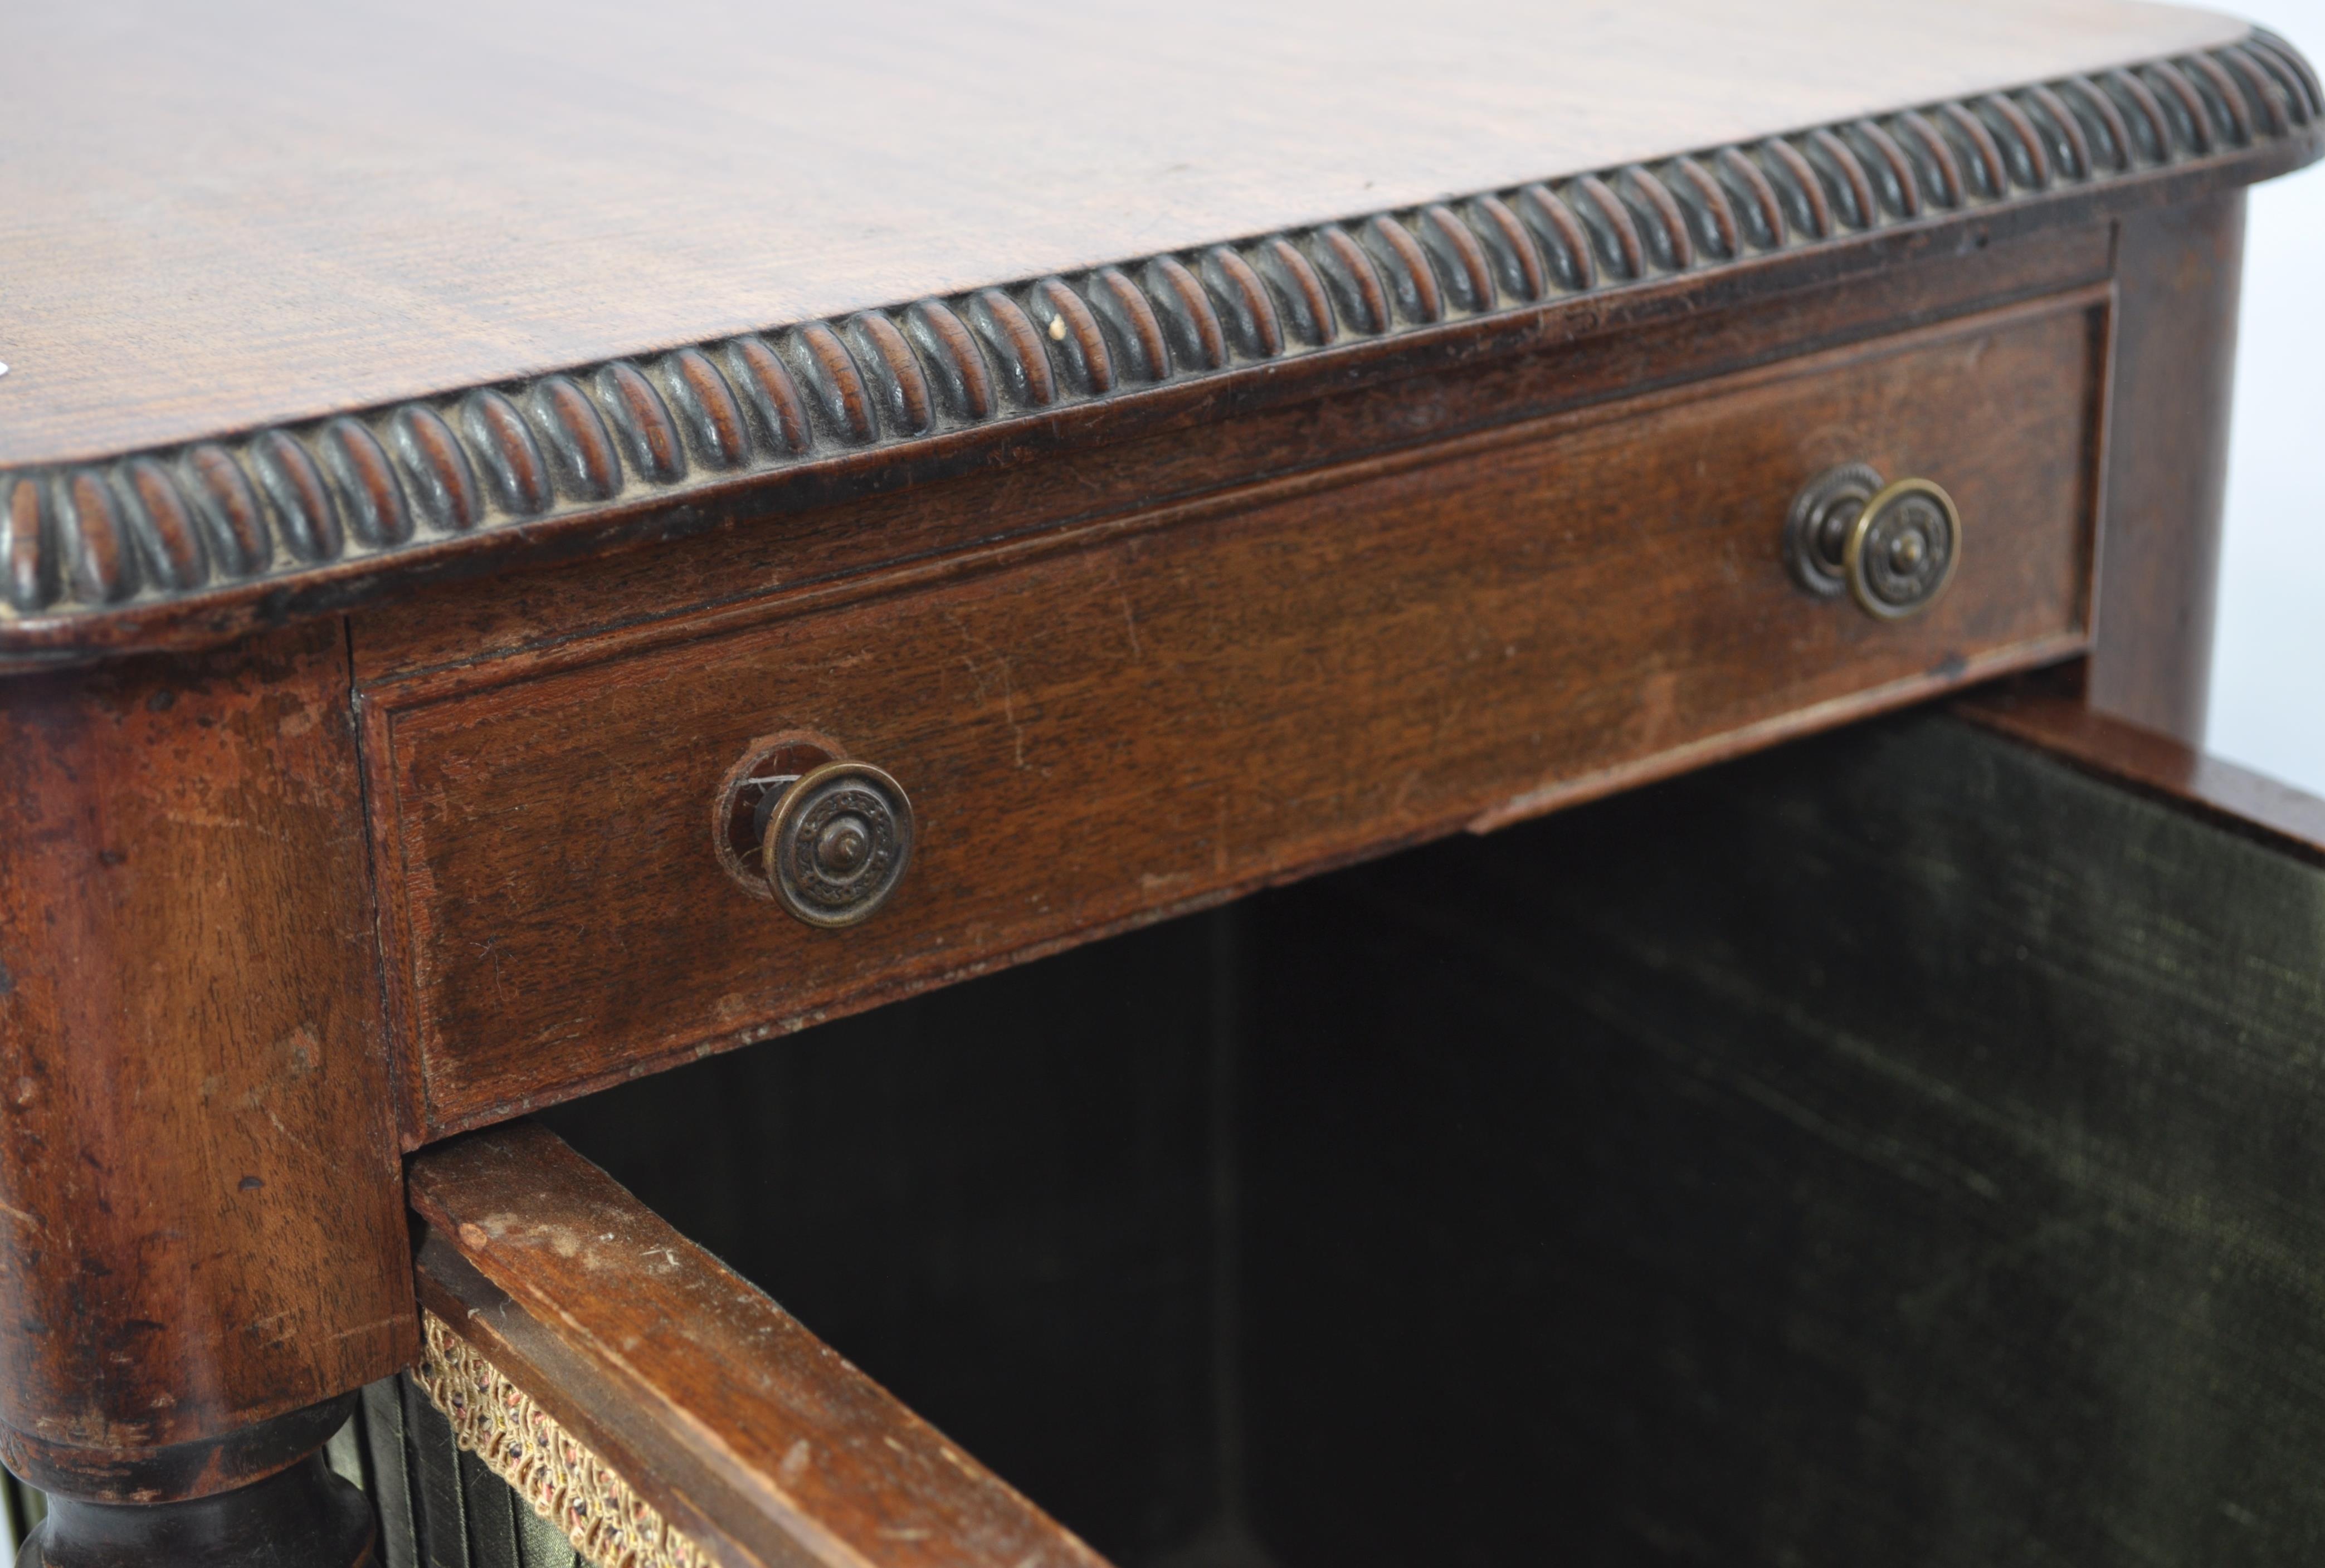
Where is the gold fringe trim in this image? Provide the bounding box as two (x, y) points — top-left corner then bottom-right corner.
(414, 1309), (712, 1568)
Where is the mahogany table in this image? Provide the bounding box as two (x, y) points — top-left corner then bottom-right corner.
(2, 3), (2321, 1564)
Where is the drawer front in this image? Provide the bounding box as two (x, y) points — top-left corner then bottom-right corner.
(370, 291), (2105, 1137)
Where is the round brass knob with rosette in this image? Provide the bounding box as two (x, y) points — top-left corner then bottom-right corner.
(761, 760), (915, 928)
(1783, 463), (1962, 621)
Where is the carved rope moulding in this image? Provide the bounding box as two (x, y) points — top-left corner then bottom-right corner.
(0, 32), (2315, 627)
(414, 1310), (713, 1568)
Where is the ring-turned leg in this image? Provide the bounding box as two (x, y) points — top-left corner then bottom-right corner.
(0, 625), (415, 1568)
(9, 1398), (373, 1568)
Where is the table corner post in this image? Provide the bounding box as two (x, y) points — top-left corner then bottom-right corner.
(0, 619), (416, 1566)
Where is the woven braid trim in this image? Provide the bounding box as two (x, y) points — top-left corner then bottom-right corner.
(414, 1310), (714, 1568)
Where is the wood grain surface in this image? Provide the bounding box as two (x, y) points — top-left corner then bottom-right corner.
(408, 1122), (1109, 1568)
(350, 220), (2115, 685)
(0, 623), (414, 1477)
(369, 291), (2107, 1139)
(0, 0), (2248, 470)
(2087, 190), (2246, 740)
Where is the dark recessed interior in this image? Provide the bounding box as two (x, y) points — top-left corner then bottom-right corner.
(548, 710), (2325, 1568)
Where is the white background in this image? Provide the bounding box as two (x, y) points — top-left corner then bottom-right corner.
(2207, 0), (2325, 795)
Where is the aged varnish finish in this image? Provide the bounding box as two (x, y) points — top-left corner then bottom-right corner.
(406, 1124), (1104, 1568)
(0, 8), (2315, 663)
(369, 294), (2106, 1136)
(0, 1), (2316, 1564)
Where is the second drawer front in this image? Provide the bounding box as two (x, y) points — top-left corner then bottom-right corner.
(373, 291), (2103, 1136)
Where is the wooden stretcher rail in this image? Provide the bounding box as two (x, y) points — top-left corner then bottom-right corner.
(407, 1123), (1108, 1568)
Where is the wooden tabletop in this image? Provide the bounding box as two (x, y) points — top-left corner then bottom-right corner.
(2, 0), (2250, 468)
(3, 0), (2315, 671)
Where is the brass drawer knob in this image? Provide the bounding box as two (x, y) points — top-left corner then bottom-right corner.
(761, 760), (915, 928)
(1785, 463), (1962, 621)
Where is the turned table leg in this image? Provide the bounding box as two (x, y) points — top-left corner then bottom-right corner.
(11, 1398), (374, 1568)
(0, 626), (416, 1568)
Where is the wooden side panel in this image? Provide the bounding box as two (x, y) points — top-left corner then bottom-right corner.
(0, 623), (414, 1477)
(407, 1122), (1109, 1568)
(1242, 709), (2325, 1566)
(373, 294), (2108, 1137)
(2088, 191), (2247, 741)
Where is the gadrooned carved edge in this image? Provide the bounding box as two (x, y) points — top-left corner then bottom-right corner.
(413, 1310), (713, 1568)
(1, 31), (2316, 633)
